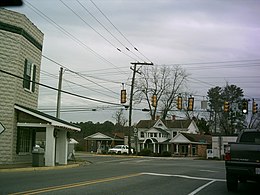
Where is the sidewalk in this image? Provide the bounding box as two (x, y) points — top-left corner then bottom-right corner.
(0, 161), (84, 172)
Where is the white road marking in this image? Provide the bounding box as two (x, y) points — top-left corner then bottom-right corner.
(188, 180), (216, 195)
(142, 172), (225, 182)
(199, 169), (218, 173)
(142, 172), (225, 195)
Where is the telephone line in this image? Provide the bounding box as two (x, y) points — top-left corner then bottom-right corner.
(60, 0), (138, 62)
(76, 0), (144, 61)
(89, 0), (152, 62)
(25, 0), (127, 74)
(0, 69), (123, 106)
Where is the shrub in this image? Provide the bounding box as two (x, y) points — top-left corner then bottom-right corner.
(138, 148), (153, 156)
(161, 151), (172, 157)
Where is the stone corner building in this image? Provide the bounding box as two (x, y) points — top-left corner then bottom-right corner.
(0, 9), (80, 166)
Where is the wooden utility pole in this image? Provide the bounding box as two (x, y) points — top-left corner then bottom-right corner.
(128, 62), (153, 154)
(56, 67), (63, 119)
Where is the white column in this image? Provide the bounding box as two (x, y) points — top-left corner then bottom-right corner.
(176, 144), (179, 154)
(56, 130), (68, 165)
(167, 144), (169, 151)
(45, 126), (55, 166)
(153, 143), (156, 153)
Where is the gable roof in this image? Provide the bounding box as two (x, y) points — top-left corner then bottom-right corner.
(182, 133), (212, 144)
(15, 104), (80, 131)
(136, 119), (193, 129)
(84, 132), (123, 141)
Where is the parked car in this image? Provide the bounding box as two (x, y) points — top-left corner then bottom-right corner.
(108, 145), (133, 154)
(225, 129), (260, 192)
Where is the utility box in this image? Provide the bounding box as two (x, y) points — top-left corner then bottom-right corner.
(32, 147), (45, 167)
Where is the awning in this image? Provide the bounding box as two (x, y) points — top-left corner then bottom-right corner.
(15, 104), (80, 132)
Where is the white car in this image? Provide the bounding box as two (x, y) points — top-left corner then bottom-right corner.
(108, 145), (133, 154)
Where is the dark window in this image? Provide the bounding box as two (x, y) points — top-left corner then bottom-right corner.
(240, 132), (260, 143)
(23, 59), (36, 92)
(16, 127), (33, 154)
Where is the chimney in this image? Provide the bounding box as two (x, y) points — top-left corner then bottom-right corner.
(172, 115), (176, 121)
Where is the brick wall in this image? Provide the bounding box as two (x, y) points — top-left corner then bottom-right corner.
(0, 9), (44, 164)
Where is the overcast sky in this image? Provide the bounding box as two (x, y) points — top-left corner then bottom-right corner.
(9, 0), (260, 124)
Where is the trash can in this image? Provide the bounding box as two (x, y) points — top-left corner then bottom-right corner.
(32, 147), (45, 167)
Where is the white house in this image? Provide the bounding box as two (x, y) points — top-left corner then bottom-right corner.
(135, 119), (211, 156)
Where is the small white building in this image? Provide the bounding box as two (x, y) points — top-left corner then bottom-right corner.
(212, 135), (238, 159)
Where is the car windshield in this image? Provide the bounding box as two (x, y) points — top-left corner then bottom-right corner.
(114, 145), (122, 149)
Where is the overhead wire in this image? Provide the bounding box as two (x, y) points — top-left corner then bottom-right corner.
(89, 0), (152, 63)
(25, 0), (127, 75)
(76, 0), (145, 62)
(42, 55), (119, 95)
(0, 68), (123, 106)
(59, 0), (138, 62)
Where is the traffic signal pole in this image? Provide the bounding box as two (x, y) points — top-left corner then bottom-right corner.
(128, 62), (153, 154)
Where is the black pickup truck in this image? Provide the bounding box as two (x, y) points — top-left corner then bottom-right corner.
(225, 129), (260, 191)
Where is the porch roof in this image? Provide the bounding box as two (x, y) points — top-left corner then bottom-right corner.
(84, 132), (123, 141)
(14, 104), (81, 131)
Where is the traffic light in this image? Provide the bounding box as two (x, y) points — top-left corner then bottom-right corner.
(187, 97), (194, 111)
(151, 94), (157, 107)
(242, 99), (248, 114)
(253, 99), (258, 114)
(120, 89), (126, 104)
(224, 101), (230, 112)
(177, 96), (182, 110)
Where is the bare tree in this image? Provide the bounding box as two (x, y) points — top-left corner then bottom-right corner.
(135, 65), (188, 120)
(248, 111), (260, 129)
(112, 108), (128, 127)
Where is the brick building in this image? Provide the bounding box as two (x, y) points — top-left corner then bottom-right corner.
(0, 9), (80, 166)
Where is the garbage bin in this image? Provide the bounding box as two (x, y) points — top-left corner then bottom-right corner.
(32, 147), (45, 167)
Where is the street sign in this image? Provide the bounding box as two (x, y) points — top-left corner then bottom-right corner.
(0, 122), (6, 135)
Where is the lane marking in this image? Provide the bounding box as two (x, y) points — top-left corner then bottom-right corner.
(199, 169), (218, 173)
(9, 173), (142, 195)
(188, 180), (216, 195)
(10, 172), (225, 195)
(142, 172), (225, 182)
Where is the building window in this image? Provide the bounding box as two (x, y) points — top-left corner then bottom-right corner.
(154, 133), (157, 137)
(140, 132), (144, 138)
(17, 128), (33, 154)
(23, 59), (36, 92)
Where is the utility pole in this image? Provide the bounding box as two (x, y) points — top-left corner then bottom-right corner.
(128, 62), (153, 154)
(56, 67), (63, 119)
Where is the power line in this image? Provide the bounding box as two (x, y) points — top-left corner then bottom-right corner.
(89, 0), (152, 63)
(0, 68), (123, 106)
(0, 30), (122, 97)
(76, 0), (144, 62)
(42, 55), (119, 95)
(59, 0), (138, 62)
(25, 0), (127, 74)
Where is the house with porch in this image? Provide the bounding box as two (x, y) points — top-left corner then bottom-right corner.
(84, 132), (124, 153)
(0, 9), (80, 166)
(136, 119), (211, 157)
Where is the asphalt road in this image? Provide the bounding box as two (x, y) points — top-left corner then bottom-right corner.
(0, 153), (259, 195)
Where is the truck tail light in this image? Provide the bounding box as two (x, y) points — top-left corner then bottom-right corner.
(224, 144), (231, 161)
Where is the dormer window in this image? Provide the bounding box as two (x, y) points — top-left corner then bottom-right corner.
(23, 59), (36, 92)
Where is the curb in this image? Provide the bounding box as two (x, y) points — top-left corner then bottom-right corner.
(0, 163), (83, 173)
